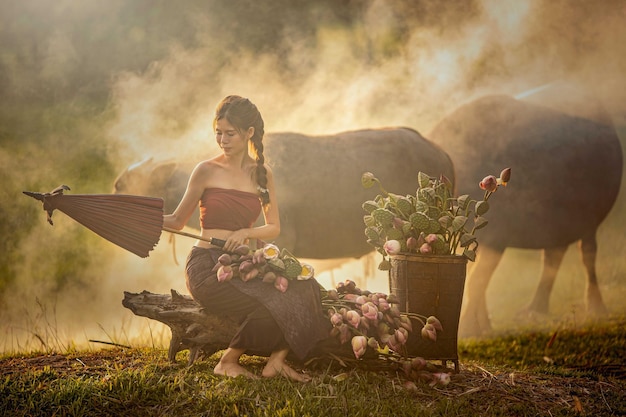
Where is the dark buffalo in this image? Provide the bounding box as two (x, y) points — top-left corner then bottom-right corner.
(113, 128), (454, 260)
(429, 87), (623, 337)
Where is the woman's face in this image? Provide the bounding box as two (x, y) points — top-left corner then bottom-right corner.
(214, 118), (252, 156)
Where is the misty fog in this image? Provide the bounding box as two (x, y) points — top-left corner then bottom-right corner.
(1, 0), (625, 352)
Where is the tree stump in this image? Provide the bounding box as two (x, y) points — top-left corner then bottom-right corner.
(122, 289), (237, 365)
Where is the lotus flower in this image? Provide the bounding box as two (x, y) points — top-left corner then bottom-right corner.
(297, 263), (315, 280)
(378, 297), (390, 312)
(218, 253), (232, 265)
(351, 335), (368, 359)
(262, 243), (280, 260)
(395, 328), (408, 345)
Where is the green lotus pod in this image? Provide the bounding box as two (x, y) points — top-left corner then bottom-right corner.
(362, 200), (379, 213)
(409, 212), (430, 231)
(268, 258), (285, 271)
(451, 215), (468, 232)
(474, 216), (488, 230)
(378, 259), (391, 271)
(395, 196), (413, 216)
(456, 194), (470, 211)
(438, 214), (452, 229)
(475, 200), (490, 216)
(463, 248), (476, 262)
(460, 233), (477, 247)
(283, 258), (303, 280)
(363, 214), (377, 228)
(372, 208), (395, 227)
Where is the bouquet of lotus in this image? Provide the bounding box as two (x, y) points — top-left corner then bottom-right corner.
(322, 279), (444, 366)
(213, 242), (315, 293)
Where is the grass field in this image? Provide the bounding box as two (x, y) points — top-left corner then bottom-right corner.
(1, 314), (624, 416)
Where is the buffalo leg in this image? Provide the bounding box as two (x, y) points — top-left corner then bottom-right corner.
(524, 245), (568, 315)
(580, 234), (608, 316)
(459, 246), (504, 338)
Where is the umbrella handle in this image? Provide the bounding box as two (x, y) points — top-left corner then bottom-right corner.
(162, 227), (226, 248)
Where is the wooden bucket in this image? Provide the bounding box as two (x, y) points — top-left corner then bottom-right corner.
(389, 253), (467, 372)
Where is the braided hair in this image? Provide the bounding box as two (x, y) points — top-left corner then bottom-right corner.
(213, 95), (270, 206)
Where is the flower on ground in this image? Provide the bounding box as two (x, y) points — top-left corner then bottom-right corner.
(351, 335), (368, 359)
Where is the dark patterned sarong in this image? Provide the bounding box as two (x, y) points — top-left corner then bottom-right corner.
(185, 246), (331, 361)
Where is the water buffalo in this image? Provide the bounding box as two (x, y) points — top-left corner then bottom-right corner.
(428, 88), (623, 337)
(113, 128), (454, 260)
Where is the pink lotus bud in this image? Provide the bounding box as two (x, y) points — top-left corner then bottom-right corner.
(241, 268), (259, 282)
(396, 315), (413, 332)
(419, 243), (432, 254)
(344, 280), (357, 292)
(351, 335), (368, 359)
(345, 310), (361, 328)
(361, 302), (379, 321)
(386, 334), (401, 352)
(499, 167), (511, 185)
(406, 236), (418, 251)
(261, 243), (280, 260)
(330, 312), (343, 327)
(395, 328), (408, 344)
(359, 316), (370, 331)
(479, 175), (498, 192)
(388, 304), (401, 318)
(274, 276), (289, 293)
(383, 240), (401, 256)
(426, 316), (444, 332)
(239, 260), (255, 273)
(432, 372), (451, 386)
(339, 324), (351, 344)
(425, 233), (437, 244)
(326, 289), (339, 300)
(262, 271), (277, 283)
(411, 357), (427, 370)
(234, 244), (251, 256)
(252, 249), (267, 265)
(378, 298), (390, 312)
(421, 323), (437, 342)
(218, 253), (232, 265)
(216, 265), (233, 282)
(355, 295), (368, 305)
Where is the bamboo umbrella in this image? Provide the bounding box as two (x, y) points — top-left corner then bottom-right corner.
(23, 185), (225, 258)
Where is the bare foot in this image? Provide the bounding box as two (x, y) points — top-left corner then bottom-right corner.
(214, 361), (258, 379)
(262, 360), (311, 382)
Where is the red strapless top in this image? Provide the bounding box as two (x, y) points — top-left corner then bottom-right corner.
(199, 188), (262, 230)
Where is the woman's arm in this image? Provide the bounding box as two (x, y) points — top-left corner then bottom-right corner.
(163, 162), (207, 230)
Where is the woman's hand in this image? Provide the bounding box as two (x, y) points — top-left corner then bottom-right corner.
(223, 229), (250, 252)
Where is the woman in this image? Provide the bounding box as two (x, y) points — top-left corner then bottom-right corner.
(163, 95), (328, 381)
